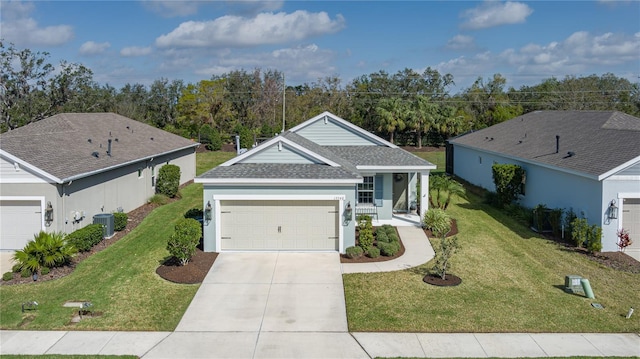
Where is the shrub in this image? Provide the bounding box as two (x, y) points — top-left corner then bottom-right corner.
(367, 247), (380, 258)
(387, 232), (400, 243)
(378, 241), (400, 256)
(20, 268), (32, 278)
(423, 208), (452, 238)
(376, 231), (389, 243)
(13, 231), (77, 276)
(156, 164), (181, 198)
(345, 246), (364, 259)
(357, 215), (374, 252)
(433, 235), (461, 279)
(167, 218), (201, 266)
(113, 212), (128, 231)
(491, 163), (525, 207)
(570, 217), (589, 248)
(66, 224), (104, 252)
(148, 194), (170, 206)
(184, 208), (203, 220)
(617, 228), (633, 251)
(12, 263), (21, 273)
(586, 225), (602, 253)
(3, 272), (13, 281)
(200, 124), (222, 151)
(40, 267), (50, 275)
(380, 224), (395, 235)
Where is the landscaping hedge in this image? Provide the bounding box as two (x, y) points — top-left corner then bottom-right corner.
(113, 212), (128, 232)
(66, 224), (104, 252)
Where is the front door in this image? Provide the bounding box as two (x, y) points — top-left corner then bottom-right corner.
(392, 173), (408, 212)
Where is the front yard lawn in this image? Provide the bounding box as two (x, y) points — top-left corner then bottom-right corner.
(344, 190), (640, 333)
(0, 151), (233, 331)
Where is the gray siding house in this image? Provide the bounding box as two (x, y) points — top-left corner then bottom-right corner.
(447, 111), (640, 260)
(0, 113), (198, 251)
(196, 111), (436, 253)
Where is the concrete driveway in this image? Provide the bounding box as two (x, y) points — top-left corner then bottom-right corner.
(145, 252), (368, 359)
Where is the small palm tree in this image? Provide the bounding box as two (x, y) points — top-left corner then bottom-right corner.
(429, 174), (466, 210)
(13, 231), (77, 278)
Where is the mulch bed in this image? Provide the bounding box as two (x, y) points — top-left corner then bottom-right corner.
(1, 181), (221, 286)
(423, 273), (462, 286)
(423, 219), (459, 238)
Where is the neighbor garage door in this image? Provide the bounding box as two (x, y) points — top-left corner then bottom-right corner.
(0, 200), (42, 250)
(622, 198), (640, 261)
(220, 200), (339, 251)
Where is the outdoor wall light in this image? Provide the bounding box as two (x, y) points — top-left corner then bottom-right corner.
(204, 201), (213, 221)
(44, 201), (54, 222)
(608, 200), (618, 220)
(345, 201), (353, 217)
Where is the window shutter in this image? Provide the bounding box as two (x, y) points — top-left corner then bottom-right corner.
(374, 175), (383, 207)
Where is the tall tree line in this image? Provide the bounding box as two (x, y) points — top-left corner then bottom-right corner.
(2, 42), (639, 147)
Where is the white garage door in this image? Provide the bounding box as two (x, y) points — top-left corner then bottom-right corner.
(220, 200), (339, 251)
(622, 198), (640, 261)
(0, 200), (42, 250)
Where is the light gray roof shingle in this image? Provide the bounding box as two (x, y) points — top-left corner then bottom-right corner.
(198, 163), (360, 180)
(327, 146), (435, 167)
(449, 110), (640, 177)
(1, 113), (198, 182)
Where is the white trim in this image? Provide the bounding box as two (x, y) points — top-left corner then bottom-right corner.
(221, 136), (341, 167)
(213, 194), (346, 201)
(1, 151), (61, 183)
(600, 156), (640, 180)
(195, 178), (360, 185)
(616, 192), (640, 233)
(0, 196), (46, 231)
(357, 165), (436, 172)
(0, 177), (50, 184)
(288, 111), (399, 148)
(214, 194), (345, 252)
(607, 175), (640, 181)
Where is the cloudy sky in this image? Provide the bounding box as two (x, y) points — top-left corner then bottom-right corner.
(1, 0), (639, 92)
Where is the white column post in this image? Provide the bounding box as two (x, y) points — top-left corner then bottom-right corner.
(419, 171), (430, 221)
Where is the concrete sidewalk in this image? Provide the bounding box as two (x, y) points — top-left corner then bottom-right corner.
(2, 330), (639, 357)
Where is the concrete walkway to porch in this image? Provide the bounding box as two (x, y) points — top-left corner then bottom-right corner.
(342, 214), (435, 274)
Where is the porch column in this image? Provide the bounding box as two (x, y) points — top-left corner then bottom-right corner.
(419, 171), (429, 221)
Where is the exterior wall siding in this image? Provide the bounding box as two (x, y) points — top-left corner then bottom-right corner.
(202, 185), (356, 253)
(0, 157), (50, 183)
(241, 144), (319, 164)
(296, 119), (377, 146)
(0, 149), (195, 243)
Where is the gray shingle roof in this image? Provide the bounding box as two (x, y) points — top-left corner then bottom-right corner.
(0, 113), (198, 182)
(327, 146), (435, 167)
(198, 163), (360, 180)
(449, 111), (640, 177)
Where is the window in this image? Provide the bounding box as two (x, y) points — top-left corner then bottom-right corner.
(138, 168), (143, 179)
(478, 156), (482, 164)
(358, 176), (374, 204)
(151, 166), (156, 187)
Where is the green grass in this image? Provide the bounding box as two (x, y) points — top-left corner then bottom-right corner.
(0, 152), (233, 331)
(1, 356), (136, 359)
(411, 151), (445, 174)
(344, 190), (640, 333)
(196, 150), (235, 175)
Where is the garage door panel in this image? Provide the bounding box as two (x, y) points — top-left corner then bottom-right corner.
(220, 200), (338, 251)
(622, 198), (640, 261)
(0, 200), (42, 250)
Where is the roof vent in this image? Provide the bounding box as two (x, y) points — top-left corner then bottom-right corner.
(107, 139), (112, 157)
(563, 151), (575, 158)
(92, 152), (99, 158)
(556, 135), (560, 154)
(88, 139), (92, 143)
(150, 137), (154, 141)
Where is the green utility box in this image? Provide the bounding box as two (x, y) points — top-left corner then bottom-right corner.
(565, 275), (583, 293)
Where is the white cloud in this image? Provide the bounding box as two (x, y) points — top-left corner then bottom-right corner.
(0, 1), (73, 46)
(446, 35), (475, 50)
(461, 1), (533, 30)
(142, 0), (284, 17)
(120, 46), (153, 57)
(436, 30), (639, 90)
(156, 11), (346, 48)
(79, 41), (111, 55)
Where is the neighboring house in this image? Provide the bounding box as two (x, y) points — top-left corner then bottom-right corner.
(0, 113), (198, 251)
(195, 111), (436, 253)
(447, 110), (640, 260)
